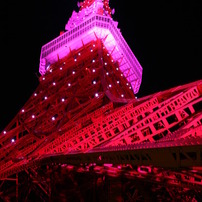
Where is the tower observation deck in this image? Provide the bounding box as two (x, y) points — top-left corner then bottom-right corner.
(39, 0), (142, 94)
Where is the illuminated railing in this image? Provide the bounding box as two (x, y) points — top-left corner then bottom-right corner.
(39, 13), (143, 89)
(40, 15), (110, 59)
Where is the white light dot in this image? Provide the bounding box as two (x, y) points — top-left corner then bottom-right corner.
(11, 139), (15, 143)
(95, 93), (99, 97)
(50, 69), (52, 73)
(78, 53), (81, 56)
(53, 82), (56, 86)
(121, 74), (123, 77)
(107, 53), (109, 56)
(116, 68), (119, 71)
(121, 94), (124, 98)
(21, 109), (25, 113)
(111, 60), (114, 62)
(44, 96), (48, 100)
(109, 84), (112, 88)
(106, 72), (109, 75)
(72, 71), (76, 74)
(74, 59), (77, 62)
(93, 80), (96, 84)
(52, 117), (56, 121)
(90, 49), (93, 52)
(61, 98), (65, 102)
(126, 83), (129, 86)
(93, 44), (95, 47)
(68, 83), (71, 87)
(117, 81), (120, 84)
(42, 77), (45, 81)
(92, 59), (95, 63)
(60, 67), (63, 70)
(34, 93), (37, 97)
(46, 64), (50, 70)
(32, 115), (35, 119)
(104, 62), (107, 65)
(92, 69), (96, 73)
(3, 131), (6, 135)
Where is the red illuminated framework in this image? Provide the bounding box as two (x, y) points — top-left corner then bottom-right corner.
(0, 0), (201, 201)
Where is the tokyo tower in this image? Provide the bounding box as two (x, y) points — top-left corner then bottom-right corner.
(0, 0), (201, 201)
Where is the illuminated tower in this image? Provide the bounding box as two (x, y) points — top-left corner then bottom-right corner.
(0, 1), (201, 201)
(39, 0), (142, 95)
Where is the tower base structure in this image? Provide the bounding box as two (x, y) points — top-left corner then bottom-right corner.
(0, 77), (201, 201)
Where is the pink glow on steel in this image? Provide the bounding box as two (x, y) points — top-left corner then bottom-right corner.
(137, 166), (152, 174)
(0, 2), (201, 199)
(104, 163), (113, 167)
(39, 0), (143, 94)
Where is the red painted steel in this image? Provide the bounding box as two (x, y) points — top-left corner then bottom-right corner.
(0, 0), (201, 200)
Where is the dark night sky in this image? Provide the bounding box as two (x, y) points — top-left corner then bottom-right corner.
(0, 0), (201, 131)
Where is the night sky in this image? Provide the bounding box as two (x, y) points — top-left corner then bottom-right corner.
(1, 0), (201, 131)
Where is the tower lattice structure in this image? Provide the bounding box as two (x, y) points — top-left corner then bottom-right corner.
(0, 1), (201, 201)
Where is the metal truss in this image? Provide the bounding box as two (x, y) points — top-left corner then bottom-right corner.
(0, 39), (201, 200)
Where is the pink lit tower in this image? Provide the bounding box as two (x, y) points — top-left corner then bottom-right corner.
(39, 0), (143, 95)
(0, 0), (201, 201)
